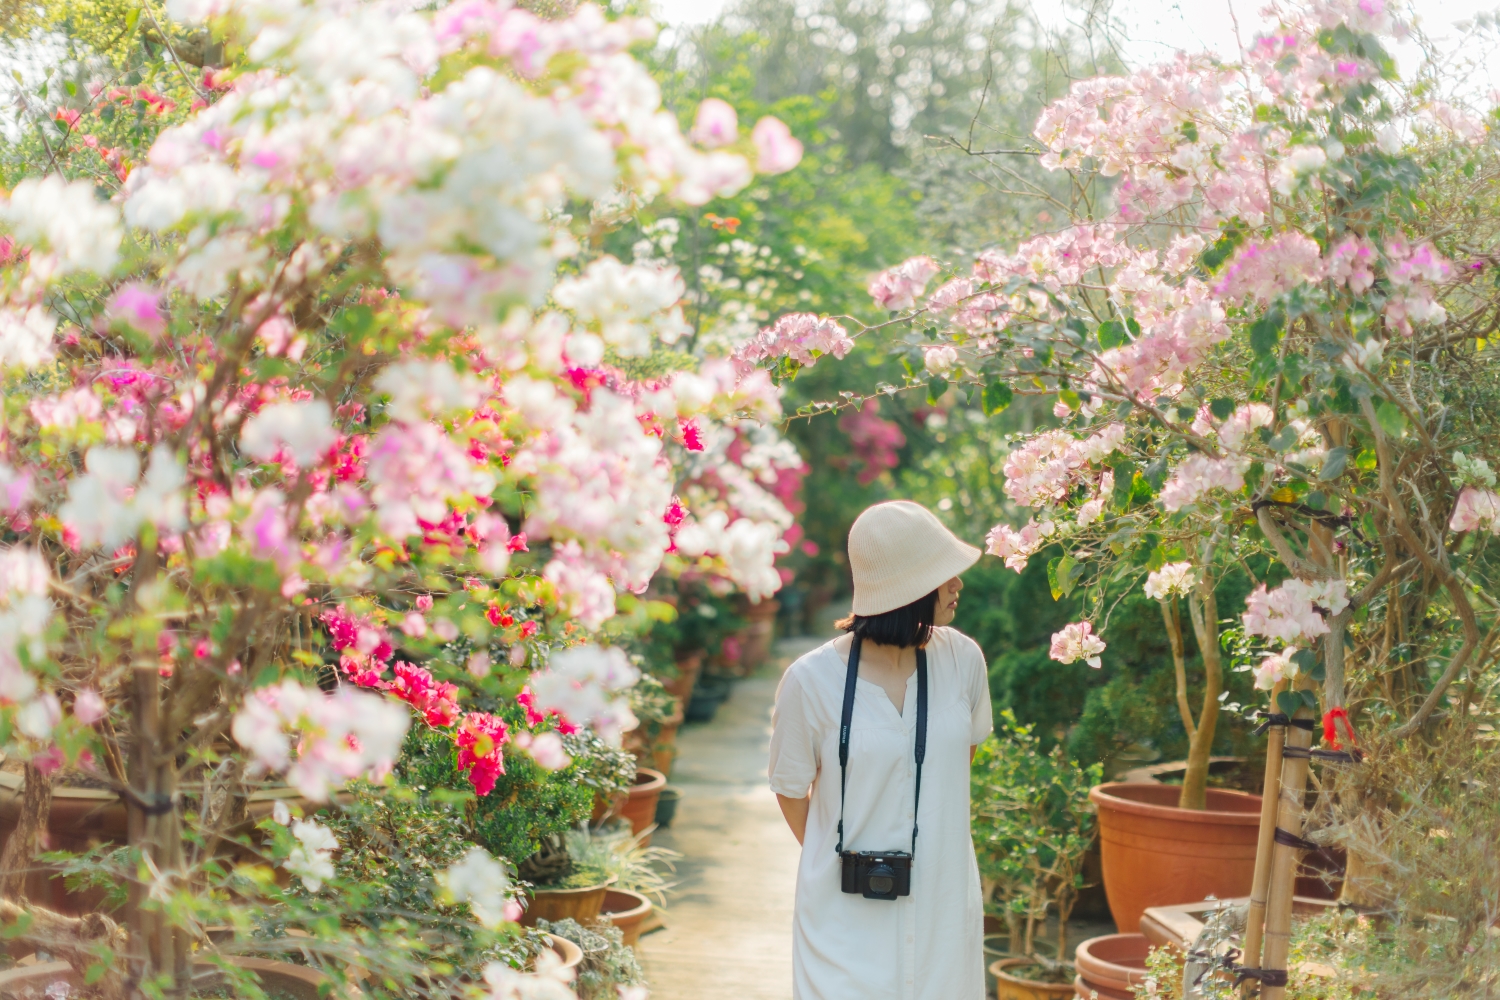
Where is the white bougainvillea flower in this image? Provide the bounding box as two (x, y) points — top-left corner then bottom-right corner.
(437, 847), (518, 929)
(1144, 561), (1196, 600)
(285, 819), (338, 892)
(1050, 621), (1106, 668)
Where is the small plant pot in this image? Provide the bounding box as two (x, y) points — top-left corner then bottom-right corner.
(618, 767), (667, 843)
(983, 933), (1014, 997)
(600, 888), (653, 947)
(523, 875), (618, 926)
(652, 720), (681, 776)
(684, 675), (731, 722)
(1089, 782), (1262, 934)
(990, 958), (1077, 1000)
(654, 786), (683, 828)
(0, 955), (350, 998)
(529, 933), (584, 976)
(1073, 933), (1151, 1000)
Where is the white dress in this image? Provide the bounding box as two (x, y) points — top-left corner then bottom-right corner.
(768, 627), (993, 1000)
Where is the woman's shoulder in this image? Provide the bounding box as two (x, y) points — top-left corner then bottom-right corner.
(928, 626), (986, 666)
(778, 638), (845, 694)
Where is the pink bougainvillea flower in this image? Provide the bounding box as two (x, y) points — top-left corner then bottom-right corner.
(690, 98), (739, 148)
(751, 116), (803, 174)
(1049, 621), (1106, 668)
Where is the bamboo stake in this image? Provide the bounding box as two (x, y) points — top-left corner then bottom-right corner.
(1259, 679), (1317, 1000)
(1239, 679), (1289, 997)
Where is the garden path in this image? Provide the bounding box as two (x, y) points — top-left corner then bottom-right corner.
(635, 633), (824, 1000)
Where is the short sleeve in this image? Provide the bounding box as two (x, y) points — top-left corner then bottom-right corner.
(768, 666), (820, 798)
(965, 638), (993, 744)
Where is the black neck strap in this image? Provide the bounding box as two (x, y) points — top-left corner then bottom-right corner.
(835, 635), (928, 856)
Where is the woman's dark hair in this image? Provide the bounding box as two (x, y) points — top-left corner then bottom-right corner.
(835, 589), (939, 648)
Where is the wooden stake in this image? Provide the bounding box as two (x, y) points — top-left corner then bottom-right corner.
(1239, 679), (1289, 997)
(1259, 682), (1317, 1000)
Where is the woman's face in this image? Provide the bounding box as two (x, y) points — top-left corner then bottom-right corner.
(933, 576), (964, 627)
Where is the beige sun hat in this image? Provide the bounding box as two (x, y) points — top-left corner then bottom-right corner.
(848, 500), (982, 616)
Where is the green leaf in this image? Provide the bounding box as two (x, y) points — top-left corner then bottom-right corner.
(1374, 399), (1408, 438)
(1276, 691), (1302, 716)
(982, 381), (1013, 416)
(926, 376), (948, 405)
(1209, 397), (1235, 420)
(1058, 388), (1081, 411)
(1047, 555), (1081, 600)
(900, 355), (917, 379)
(1354, 448), (1377, 471)
(1249, 309), (1285, 357)
(84, 962), (111, 986)
(1292, 649), (1319, 675)
(1111, 461), (1138, 511)
(64, 80), (77, 97)
(1097, 320), (1128, 349)
(1318, 446), (1350, 481)
(124, 7), (140, 33)
(1268, 426), (1299, 452)
(1299, 689), (1320, 710)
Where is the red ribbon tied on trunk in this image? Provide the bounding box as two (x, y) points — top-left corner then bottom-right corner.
(1322, 706), (1358, 750)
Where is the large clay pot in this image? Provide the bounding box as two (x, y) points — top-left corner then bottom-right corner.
(1073, 934), (1151, 1000)
(0, 955), (352, 999)
(990, 958), (1077, 1000)
(523, 875), (617, 926)
(1089, 783), (1262, 935)
(600, 888), (653, 947)
(618, 767), (667, 843)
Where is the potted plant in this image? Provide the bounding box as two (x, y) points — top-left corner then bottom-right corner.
(971, 713), (1099, 998)
(564, 821), (678, 945)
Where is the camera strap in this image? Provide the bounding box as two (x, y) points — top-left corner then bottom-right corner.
(835, 635), (929, 856)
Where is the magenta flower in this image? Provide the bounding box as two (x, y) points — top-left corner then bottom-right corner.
(108, 284), (166, 339)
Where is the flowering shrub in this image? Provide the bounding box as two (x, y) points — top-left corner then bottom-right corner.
(0, 0), (806, 990)
(742, 0), (1500, 824)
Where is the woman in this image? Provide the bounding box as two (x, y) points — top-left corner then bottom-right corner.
(769, 500), (991, 1000)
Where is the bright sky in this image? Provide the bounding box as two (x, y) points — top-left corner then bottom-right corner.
(653, 0), (1500, 95)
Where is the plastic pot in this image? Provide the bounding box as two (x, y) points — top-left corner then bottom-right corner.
(1089, 782), (1261, 934)
(600, 888), (653, 947)
(684, 675), (732, 722)
(990, 958), (1078, 1000)
(1073, 933), (1151, 1000)
(523, 875), (618, 926)
(654, 786), (682, 828)
(618, 767), (667, 843)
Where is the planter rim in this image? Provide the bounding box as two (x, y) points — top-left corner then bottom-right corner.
(1073, 933), (1151, 987)
(989, 957), (1076, 990)
(529, 874), (618, 897)
(601, 887), (652, 921)
(1089, 782), (1261, 825)
(540, 933), (584, 974)
(0, 955), (352, 996)
(629, 767), (667, 794)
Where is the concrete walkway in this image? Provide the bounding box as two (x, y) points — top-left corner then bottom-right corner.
(636, 636), (824, 1000)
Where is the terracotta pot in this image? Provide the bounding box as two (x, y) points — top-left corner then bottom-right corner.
(0, 955), (352, 999)
(983, 934), (1014, 997)
(618, 767), (667, 843)
(600, 888), (653, 947)
(736, 597), (780, 672)
(662, 652), (703, 706)
(990, 958), (1077, 1000)
(523, 875), (617, 926)
(1089, 782), (1261, 934)
(651, 720), (681, 776)
(1073, 934), (1151, 1000)
(531, 933), (584, 975)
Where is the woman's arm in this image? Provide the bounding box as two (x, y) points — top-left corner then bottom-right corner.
(777, 793), (811, 845)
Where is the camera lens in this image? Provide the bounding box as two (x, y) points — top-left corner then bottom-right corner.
(867, 865), (895, 895)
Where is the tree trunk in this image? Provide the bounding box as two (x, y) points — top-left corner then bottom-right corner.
(1161, 599), (1197, 742)
(127, 664), (189, 996)
(1260, 680), (1317, 1000)
(1240, 679), (1288, 997)
(1180, 582), (1223, 811)
(0, 762), (55, 900)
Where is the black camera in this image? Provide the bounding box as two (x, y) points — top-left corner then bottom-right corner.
(840, 849), (912, 900)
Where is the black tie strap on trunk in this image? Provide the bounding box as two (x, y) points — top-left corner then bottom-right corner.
(1274, 827), (1324, 852)
(1189, 947), (1289, 990)
(835, 636), (928, 857)
(1251, 711), (1318, 737)
(1280, 744), (1364, 764)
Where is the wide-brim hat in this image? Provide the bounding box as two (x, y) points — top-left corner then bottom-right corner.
(848, 500), (981, 616)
